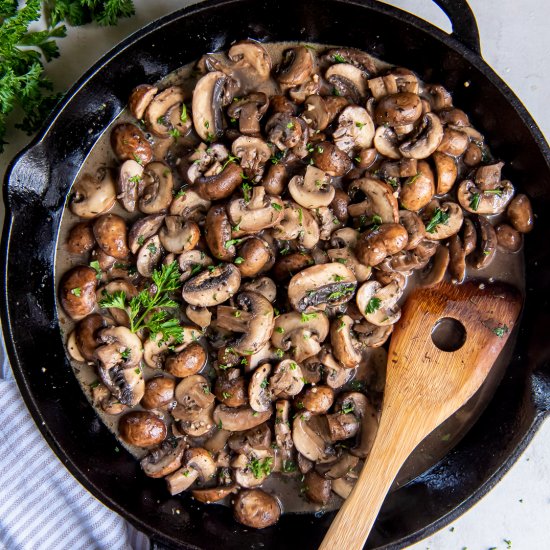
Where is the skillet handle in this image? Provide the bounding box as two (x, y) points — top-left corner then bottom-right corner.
(431, 0), (481, 54)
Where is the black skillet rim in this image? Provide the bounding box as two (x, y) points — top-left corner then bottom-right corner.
(2, 0), (550, 548)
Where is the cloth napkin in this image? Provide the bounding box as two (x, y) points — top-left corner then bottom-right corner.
(0, 342), (150, 550)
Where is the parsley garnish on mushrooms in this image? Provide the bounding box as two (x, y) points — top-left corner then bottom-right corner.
(180, 103), (188, 123)
(169, 128), (180, 139)
(147, 242), (157, 254)
(99, 261), (184, 344)
(469, 192), (481, 211)
(341, 402), (354, 414)
(70, 287), (81, 297)
(333, 53), (346, 63)
(248, 457), (273, 479)
(425, 207), (451, 233)
(234, 256), (245, 265)
(271, 202), (283, 211)
(225, 238), (243, 249)
(301, 312), (317, 322)
(120, 348), (131, 360)
(365, 297), (381, 314)
(242, 182), (252, 202)
(89, 260), (102, 279)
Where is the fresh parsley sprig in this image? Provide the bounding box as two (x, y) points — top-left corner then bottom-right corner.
(0, 0), (135, 152)
(99, 261), (183, 343)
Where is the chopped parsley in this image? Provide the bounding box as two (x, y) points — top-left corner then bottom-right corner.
(120, 348), (131, 360)
(89, 260), (102, 280)
(169, 128), (180, 139)
(147, 243), (157, 254)
(271, 202), (283, 211)
(425, 207), (451, 233)
(248, 457), (273, 479)
(333, 53), (346, 63)
(234, 257), (245, 265)
(225, 238), (243, 249)
(341, 402), (354, 414)
(275, 326), (284, 334)
(301, 312), (318, 322)
(180, 103), (188, 123)
(469, 192), (481, 211)
(242, 182), (252, 203)
(128, 174), (141, 184)
(365, 297), (381, 314)
(70, 287), (81, 297)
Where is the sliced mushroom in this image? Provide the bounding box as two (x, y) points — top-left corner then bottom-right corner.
(227, 185), (284, 233)
(227, 93), (269, 135)
(91, 383), (127, 415)
(337, 392), (379, 458)
(266, 113), (304, 151)
(192, 484), (238, 503)
(325, 412), (360, 442)
(213, 405), (272, 432)
(170, 189), (211, 221)
(330, 315), (362, 368)
(423, 201), (464, 240)
(399, 210), (426, 250)
(232, 136), (271, 181)
(192, 71), (229, 141)
(277, 46), (314, 86)
(348, 177), (399, 223)
(172, 374), (215, 422)
(448, 218), (476, 283)
(399, 113), (444, 159)
(457, 179), (514, 215)
(141, 439), (187, 478)
(129, 84), (158, 120)
(355, 224), (408, 267)
(375, 92), (422, 127)
(181, 263), (241, 307)
(326, 229), (372, 283)
(288, 164), (335, 209)
(117, 160), (143, 213)
(139, 162), (173, 214)
(269, 359), (305, 399)
(178, 250), (213, 282)
(418, 245), (450, 287)
(288, 263), (357, 312)
(70, 169), (117, 219)
(241, 277), (277, 302)
(373, 125), (401, 159)
(195, 162), (243, 201)
(136, 235), (163, 277)
(320, 349), (354, 389)
(274, 399), (294, 466)
(271, 310), (329, 363)
(272, 201), (319, 249)
(145, 86), (190, 138)
(292, 412), (334, 462)
(128, 213), (165, 254)
(228, 40), (273, 81)
(333, 106), (374, 152)
(247, 363), (272, 412)
(469, 215), (497, 269)
(158, 217), (200, 254)
(317, 451), (359, 480)
(356, 280), (403, 326)
(165, 466), (199, 495)
(215, 291), (274, 355)
(326, 63), (368, 103)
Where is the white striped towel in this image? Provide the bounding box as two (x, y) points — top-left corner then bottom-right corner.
(0, 341), (150, 550)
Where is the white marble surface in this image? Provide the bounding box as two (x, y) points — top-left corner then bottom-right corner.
(0, 1), (548, 549)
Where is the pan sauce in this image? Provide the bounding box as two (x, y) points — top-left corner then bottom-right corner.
(55, 41), (526, 516)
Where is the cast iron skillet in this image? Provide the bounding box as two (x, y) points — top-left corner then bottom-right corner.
(2, 0), (550, 548)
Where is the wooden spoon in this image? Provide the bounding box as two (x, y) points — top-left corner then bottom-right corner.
(319, 280), (522, 550)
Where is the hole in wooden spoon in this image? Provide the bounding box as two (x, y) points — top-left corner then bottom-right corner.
(431, 317), (466, 352)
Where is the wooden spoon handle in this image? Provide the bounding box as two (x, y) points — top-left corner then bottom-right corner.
(319, 408), (424, 550)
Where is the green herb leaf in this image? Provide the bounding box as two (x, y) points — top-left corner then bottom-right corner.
(301, 312), (318, 322)
(341, 402), (354, 414)
(425, 207), (451, 233)
(180, 103), (188, 123)
(234, 256), (245, 265)
(248, 456), (273, 479)
(225, 238), (242, 249)
(271, 202), (283, 211)
(469, 192), (481, 211)
(333, 53), (346, 63)
(365, 297), (382, 314)
(492, 325), (509, 338)
(89, 260), (102, 279)
(70, 287), (81, 297)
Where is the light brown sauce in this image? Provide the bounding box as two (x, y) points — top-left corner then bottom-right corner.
(55, 41), (525, 514)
